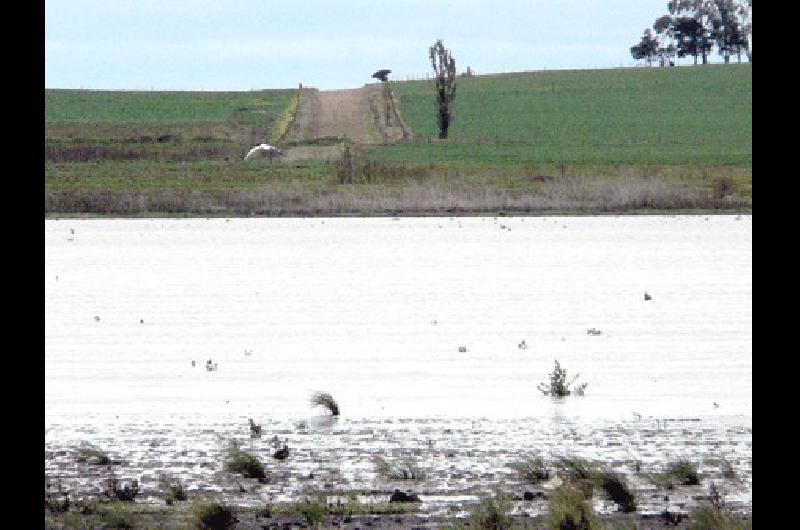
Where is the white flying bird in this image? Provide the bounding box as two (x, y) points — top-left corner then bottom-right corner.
(244, 143), (283, 161)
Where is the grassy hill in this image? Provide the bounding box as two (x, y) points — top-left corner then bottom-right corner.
(378, 64), (751, 166)
(45, 89), (295, 125)
(45, 89), (296, 164)
(44, 66), (752, 216)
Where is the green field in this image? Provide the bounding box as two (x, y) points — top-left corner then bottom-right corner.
(45, 89), (295, 125)
(44, 66), (752, 215)
(380, 64), (751, 166)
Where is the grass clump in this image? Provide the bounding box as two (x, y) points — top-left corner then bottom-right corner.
(555, 457), (596, 481)
(688, 506), (751, 530)
(468, 490), (513, 529)
(193, 502), (236, 530)
(103, 477), (139, 502)
(296, 499), (328, 527)
(688, 483), (751, 530)
(76, 445), (111, 465)
(508, 454), (550, 483)
(595, 472), (636, 513)
(45, 479), (70, 513)
(374, 456), (426, 480)
(159, 475), (188, 504)
(653, 460), (700, 488)
(97, 501), (138, 529)
(538, 360), (587, 397)
(223, 441), (266, 480)
(547, 483), (597, 530)
(310, 391), (340, 416)
(718, 457), (737, 480)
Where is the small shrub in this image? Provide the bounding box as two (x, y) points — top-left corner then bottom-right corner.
(719, 457), (737, 480)
(375, 456), (426, 480)
(556, 457), (596, 481)
(224, 442), (266, 479)
(666, 460), (700, 486)
(651, 459), (700, 488)
(711, 176), (735, 199)
(159, 475), (188, 504)
(688, 505), (751, 530)
(296, 499), (328, 527)
(310, 391), (340, 416)
(469, 490), (513, 529)
(547, 484), (597, 530)
(103, 478), (139, 502)
(77, 445), (111, 465)
(508, 454), (550, 483)
(538, 360), (587, 397)
(98, 502), (137, 529)
(45, 480), (70, 513)
(225, 451), (267, 479)
(194, 502), (236, 530)
(596, 472), (636, 513)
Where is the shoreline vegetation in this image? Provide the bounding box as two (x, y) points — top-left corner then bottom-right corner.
(45, 65), (751, 217)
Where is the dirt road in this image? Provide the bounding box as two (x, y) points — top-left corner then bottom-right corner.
(286, 85), (410, 146)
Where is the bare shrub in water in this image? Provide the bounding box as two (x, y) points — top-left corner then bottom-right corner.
(538, 360), (587, 397)
(310, 391), (340, 416)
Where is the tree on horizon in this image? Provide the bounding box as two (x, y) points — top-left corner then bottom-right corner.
(429, 39), (457, 140)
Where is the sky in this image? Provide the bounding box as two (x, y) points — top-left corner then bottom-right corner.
(46, 0), (682, 91)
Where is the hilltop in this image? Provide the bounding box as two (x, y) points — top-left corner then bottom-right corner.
(44, 65), (751, 216)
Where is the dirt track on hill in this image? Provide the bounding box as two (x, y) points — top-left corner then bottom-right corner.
(286, 86), (410, 147)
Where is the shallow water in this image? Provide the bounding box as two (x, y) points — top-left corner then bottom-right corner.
(44, 215), (752, 511)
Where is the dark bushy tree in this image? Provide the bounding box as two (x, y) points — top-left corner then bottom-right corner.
(636, 0), (751, 65)
(713, 2), (748, 63)
(653, 15), (678, 66)
(631, 28), (661, 65)
(429, 39), (457, 139)
(668, 0), (718, 64)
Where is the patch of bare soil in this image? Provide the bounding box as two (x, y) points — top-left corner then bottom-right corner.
(285, 85), (411, 150)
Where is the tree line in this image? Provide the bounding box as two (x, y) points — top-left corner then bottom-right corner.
(631, 0), (752, 66)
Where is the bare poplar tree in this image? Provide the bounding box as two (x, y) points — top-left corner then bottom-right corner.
(429, 39), (457, 139)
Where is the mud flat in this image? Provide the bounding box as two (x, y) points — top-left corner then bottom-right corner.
(45, 414), (751, 527)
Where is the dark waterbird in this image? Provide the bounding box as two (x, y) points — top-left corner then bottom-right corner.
(273, 444), (290, 460)
(248, 418), (262, 437)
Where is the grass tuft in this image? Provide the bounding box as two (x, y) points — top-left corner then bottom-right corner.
(310, 391), (340, 416)
(76, 445), (112, 465)
(547, 483), (597, 530)
(666, 460), (700, 486)
(688, 505), (751, 530)
(468, 490), (513, 529)
(508, 454), (550, 483)
(103, 477), (139, 502)
(159, 475), (188, 504)
(374, 456), (426, 480)
(555, 457), (597, 481)
(193, 502), (236, 530)
(223, 441), (266, 480)
(596, 472), (636, 513)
